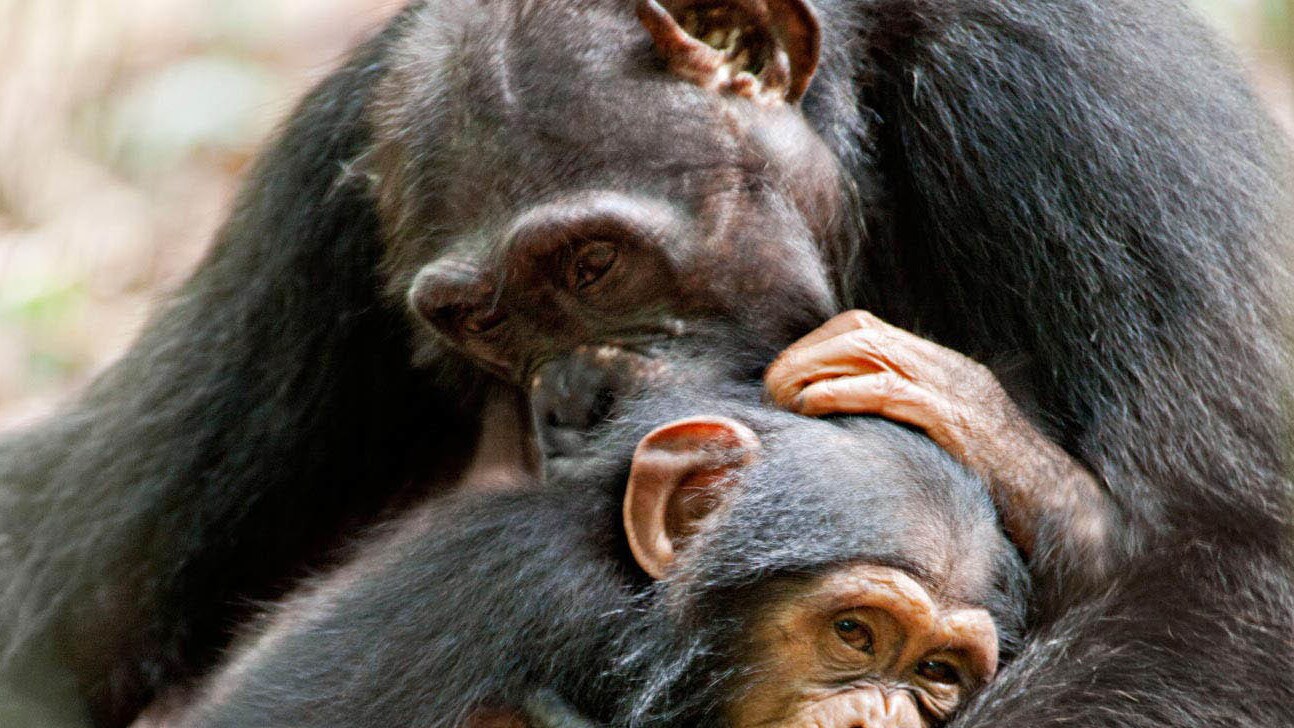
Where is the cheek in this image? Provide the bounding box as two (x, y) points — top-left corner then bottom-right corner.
(776, 686), (924, 728)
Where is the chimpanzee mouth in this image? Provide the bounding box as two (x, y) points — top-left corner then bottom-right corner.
(529, 343), (673, 463)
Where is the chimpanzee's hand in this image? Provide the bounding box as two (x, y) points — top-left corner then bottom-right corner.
(765, 310), (1113, 567)
(766, 311), (1021, 474)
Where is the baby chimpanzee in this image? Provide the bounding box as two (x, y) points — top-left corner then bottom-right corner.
(147, 380), (1026, 728)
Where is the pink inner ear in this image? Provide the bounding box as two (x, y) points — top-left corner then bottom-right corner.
(636, 0), (818, 104)
(624, 416), (761, 579)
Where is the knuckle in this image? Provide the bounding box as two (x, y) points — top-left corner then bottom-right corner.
(961, 359), (1004, 397)
(805, 382), (840, 409)
(811, 378), (840, 399)
(777, 348), (804, 373)
(845, 309), (882, 328)
(876, 372), (907, 400)
(769, 345), (803, 373)
(963, 356), (994, 381)
(845, 327), (884, 354)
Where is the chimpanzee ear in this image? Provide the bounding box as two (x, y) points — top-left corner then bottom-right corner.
(624, 416), (761, 579)
(637, 0), (820, 104)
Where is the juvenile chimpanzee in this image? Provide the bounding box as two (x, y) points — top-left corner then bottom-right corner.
(1, 0), (1290, 724)
(141, 382), (1028, 728)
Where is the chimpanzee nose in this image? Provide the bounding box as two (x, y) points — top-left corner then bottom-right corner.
(408, 258), (498, 339)
(530, 351), (620, 461)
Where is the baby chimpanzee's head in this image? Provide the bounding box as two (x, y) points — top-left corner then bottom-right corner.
(560, 384), (1028, 728)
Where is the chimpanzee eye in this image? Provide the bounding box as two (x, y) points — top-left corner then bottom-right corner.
(566, 241), (617, 291)
(916, 660), (961, 686)
(832, 617), (874, 653)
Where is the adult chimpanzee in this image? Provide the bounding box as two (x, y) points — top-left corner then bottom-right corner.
(409, 253), (1294, 727)
(0, 0), (1290, 725)
(139, 381), (1029, 728)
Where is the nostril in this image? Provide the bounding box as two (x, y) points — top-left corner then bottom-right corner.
(531, 354), (630, 461)
(420, 301), (473, 339)
(461, 306), (506, 335)
(409, 259), (499, 336)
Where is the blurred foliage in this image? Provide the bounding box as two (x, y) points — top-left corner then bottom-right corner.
(0, 0), (1290, 429)
(0, 0), (398, 427)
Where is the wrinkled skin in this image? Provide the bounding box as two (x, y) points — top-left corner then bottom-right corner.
(396, 0), (1115, 604)
(724, 566), (997, 727)
(388, 0), (850, 480)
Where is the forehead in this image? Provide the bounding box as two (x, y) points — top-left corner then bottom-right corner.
(381, 0), (799, 221)
(757, 421), (1005, 605)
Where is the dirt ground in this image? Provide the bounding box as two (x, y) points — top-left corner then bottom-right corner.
(0, 0), (1291, 430)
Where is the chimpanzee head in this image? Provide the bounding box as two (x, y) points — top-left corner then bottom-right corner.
(368, 0), (850, 382)
(577, 391), (1029, 728)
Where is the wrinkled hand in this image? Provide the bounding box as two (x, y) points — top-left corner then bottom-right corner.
(765, 310), (1112, 565)
(765, 310), (1017, 472)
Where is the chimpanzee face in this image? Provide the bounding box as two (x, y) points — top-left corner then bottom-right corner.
(726, 565), (999, 726)
(369, 0), (848, 383)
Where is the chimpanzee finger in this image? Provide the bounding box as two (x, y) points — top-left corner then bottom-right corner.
(793, 373), (966, 458)
(764, 311), (894, 393)
(785, 309), (964, 363)
(786, 309), (891, 350)
(765, 326), (916, 408)
(767, 313), (994, 413)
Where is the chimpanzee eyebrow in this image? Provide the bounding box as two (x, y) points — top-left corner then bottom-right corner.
(866, 554), (938, 589)
(784, 556), (936, 588)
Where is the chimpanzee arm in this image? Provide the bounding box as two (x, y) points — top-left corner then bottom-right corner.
(848, 0), (1291, 526)
(0, 11), (482, 723)
(827, 0), (1292, 609)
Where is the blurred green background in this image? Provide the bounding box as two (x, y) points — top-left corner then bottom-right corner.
(0, 0), (1290, 428)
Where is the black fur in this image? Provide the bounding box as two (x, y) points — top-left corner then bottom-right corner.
(953, 541), (1294, 726)
(1, 0), (1291, 724)
(175, 387), (1027, 728)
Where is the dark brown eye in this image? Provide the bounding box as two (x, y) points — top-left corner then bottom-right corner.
(916, 660), (961, 686)
(566, 241), (617, 291)
(833, 617), (874, 653)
